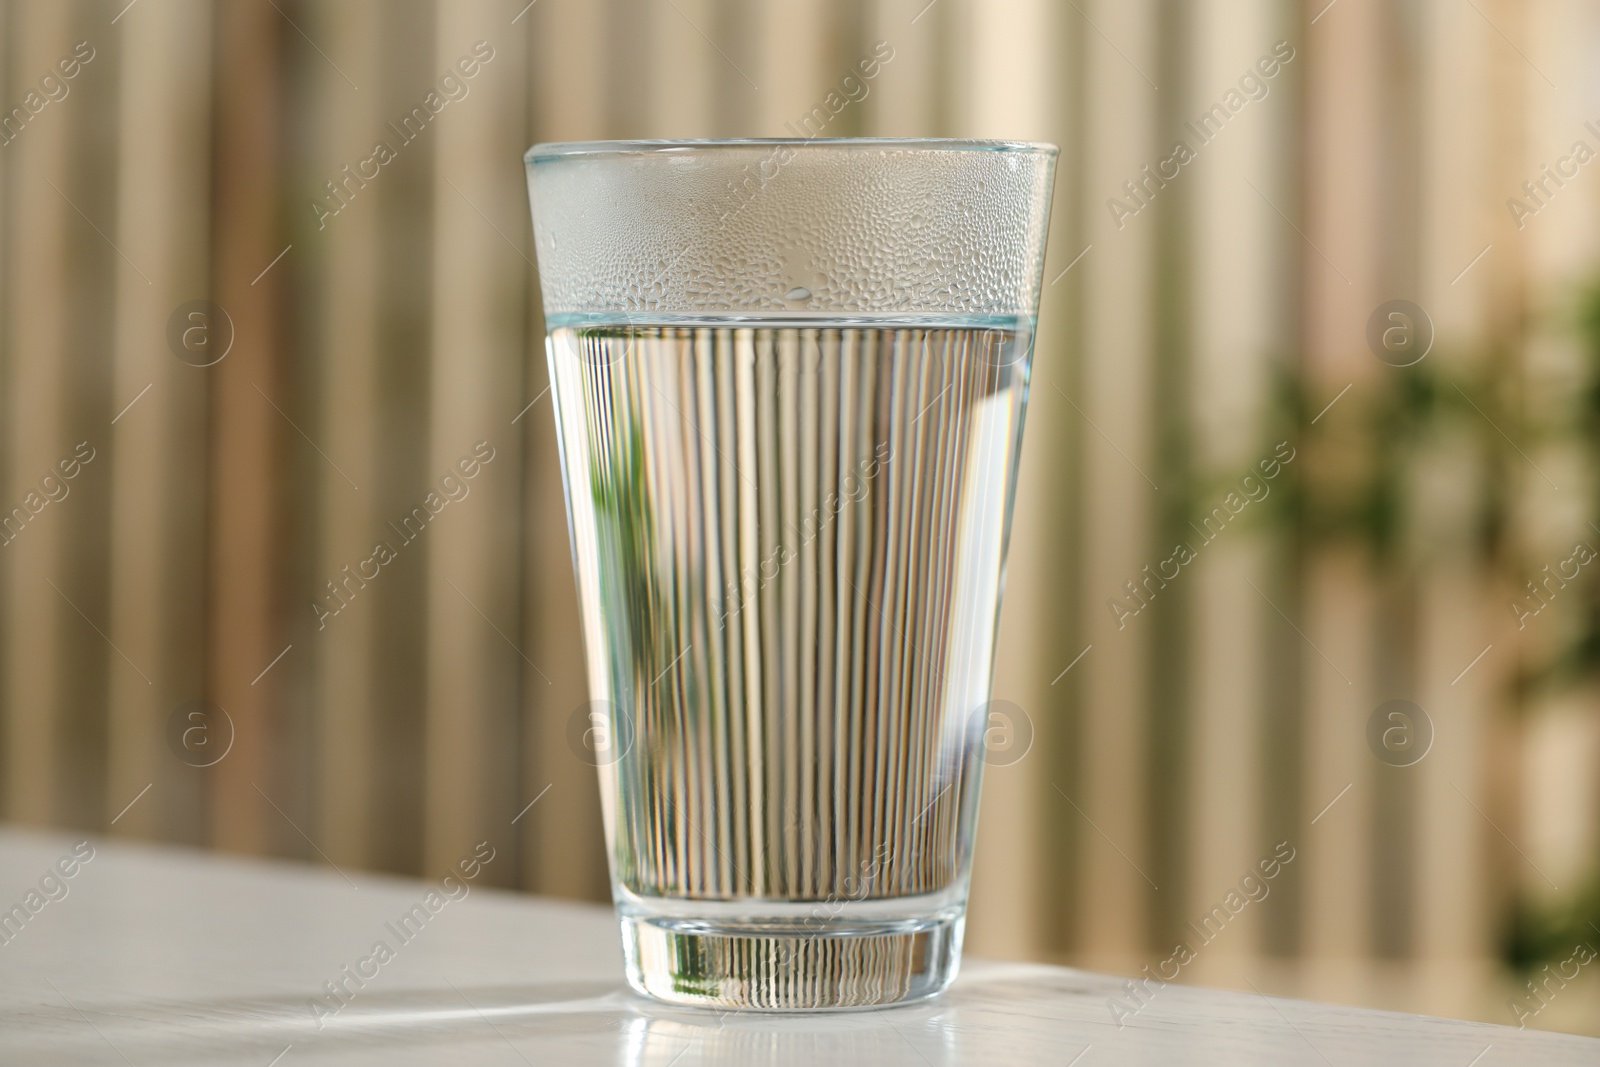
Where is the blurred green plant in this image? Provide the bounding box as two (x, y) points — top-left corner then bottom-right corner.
(1505, 872), (1600, 970)
(1245, 286), (1600, 973)
(1502, 281), (1600, 970)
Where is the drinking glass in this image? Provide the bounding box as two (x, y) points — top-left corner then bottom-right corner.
(525, 139), (1055, 1010)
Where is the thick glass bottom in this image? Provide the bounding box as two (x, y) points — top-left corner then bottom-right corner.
(619, 904), (964, 1011)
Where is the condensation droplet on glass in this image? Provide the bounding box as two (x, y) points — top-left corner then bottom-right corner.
(785, 287), (811, 302)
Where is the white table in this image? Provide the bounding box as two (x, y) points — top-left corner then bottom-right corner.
(1, 829), (1594, 1065)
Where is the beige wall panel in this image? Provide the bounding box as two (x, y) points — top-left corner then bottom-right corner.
(106, 0), (214, 842)
(2, 4), (78, 825)
(426, 0), (529, 880)
(308, 0), (386, 870)
(1071, 0), (1161, 964)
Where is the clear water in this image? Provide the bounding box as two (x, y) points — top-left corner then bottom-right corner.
(545, 317), (1032, 1003)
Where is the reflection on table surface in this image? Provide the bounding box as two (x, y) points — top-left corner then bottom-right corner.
(9, 964), (1600, 1066)
(1, 828), (1595, 1066)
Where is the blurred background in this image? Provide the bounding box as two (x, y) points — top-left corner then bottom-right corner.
(2, 0), (1598, 1036)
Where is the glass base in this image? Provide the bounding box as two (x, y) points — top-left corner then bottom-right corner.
(619, 905), (964, 1011)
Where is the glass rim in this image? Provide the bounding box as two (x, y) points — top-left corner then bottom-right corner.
(525, 137), (1058, 164)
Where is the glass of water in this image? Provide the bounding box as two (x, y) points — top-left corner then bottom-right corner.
(525, 139), (1056, 1010)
